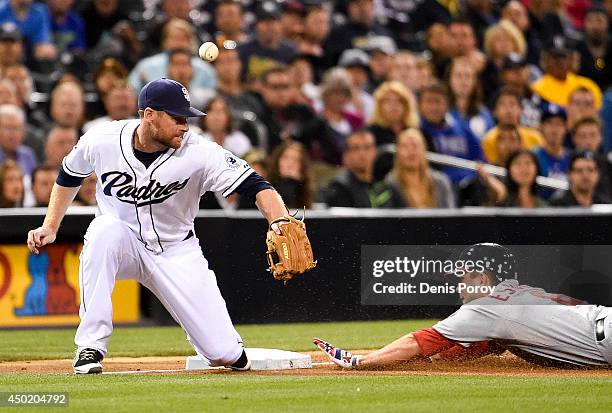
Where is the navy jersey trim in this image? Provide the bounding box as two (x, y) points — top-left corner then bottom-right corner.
(234, 172), (274, 202)
(222, 167), (254, 197)
(57, 166), (85, 187)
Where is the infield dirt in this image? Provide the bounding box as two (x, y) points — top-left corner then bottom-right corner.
(2, 351), (612, 377)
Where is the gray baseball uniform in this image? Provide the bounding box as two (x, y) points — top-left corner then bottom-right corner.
(433, 280), (612, 367)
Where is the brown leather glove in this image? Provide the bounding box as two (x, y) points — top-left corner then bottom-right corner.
(266, 215), (316, 281)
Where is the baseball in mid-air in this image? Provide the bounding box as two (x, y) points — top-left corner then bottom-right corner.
(199, 42), (219, 62)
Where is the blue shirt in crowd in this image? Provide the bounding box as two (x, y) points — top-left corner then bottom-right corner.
(50, 9), (86, 53)
(0, 146), (37, 176)
(532, 146), (569, 199)
(420, 116), (485, 184)
(0, 0), (51, 45)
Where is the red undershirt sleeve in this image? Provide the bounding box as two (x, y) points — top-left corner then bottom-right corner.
(412, 328), (458, 357)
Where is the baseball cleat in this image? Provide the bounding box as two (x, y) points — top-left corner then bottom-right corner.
(228, 349), (251, 371)
(229, 359), (252, 371)
(313, 338), (355, 368)
(73, 348), (104, 374)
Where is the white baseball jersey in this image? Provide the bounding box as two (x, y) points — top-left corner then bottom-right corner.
(63, 119), (253, 254)
(434, 280), (612, 366)
(66, 119), (254, 364)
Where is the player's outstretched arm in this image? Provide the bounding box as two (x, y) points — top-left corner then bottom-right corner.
(254, 188), (288, 224)
(357, 333), (423, 368)
(27, 183), (80, 255)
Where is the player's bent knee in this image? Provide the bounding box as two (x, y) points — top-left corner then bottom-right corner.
(86, 216), (131, 245)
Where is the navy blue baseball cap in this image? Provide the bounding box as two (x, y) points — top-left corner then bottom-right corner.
(138, 78), (205, 117)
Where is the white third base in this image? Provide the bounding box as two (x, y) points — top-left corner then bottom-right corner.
(185, 348), (312, 371)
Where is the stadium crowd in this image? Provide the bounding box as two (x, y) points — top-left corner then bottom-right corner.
(0, 0), (610, 210)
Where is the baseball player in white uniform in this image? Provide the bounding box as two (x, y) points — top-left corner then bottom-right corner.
(27, 78), (292, 374)
(315, 243), (612, 369)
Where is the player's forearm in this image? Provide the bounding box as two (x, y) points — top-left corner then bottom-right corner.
(255, 189), (288, 223)
(42, 184), (81, 233)
(358, 333), (422, 367)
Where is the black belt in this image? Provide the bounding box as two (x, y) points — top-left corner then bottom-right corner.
(596, 318), (606, 341)
(183, 230), (194, 241)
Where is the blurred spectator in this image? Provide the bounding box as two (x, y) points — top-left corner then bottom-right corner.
(0, 158), (23, 207)
(566, 87), (599, 132)
(307, 68), (364, 165)
(280, 0), (306, 46)
(44, 125), (76, 167)
(377, 0), (423, 49)
(425, 23), (455, 79)
(296, 4), (330, 58)
(213, 46), (247, 108)
(289, 54), (318, 104)
(481, 20), (528, 100)
(0, 22), (24, 68)
(47, 0), (85, 54)
(448, 18), (486, 73)
(368, 81), (419, 146)
(551, 151), (611, 206)
(0, 0), (57, 60)
(90, 57), (128, 118)
(128, 18), (217, 93)
(534, 106), (569, 177)
(502, 149), (548, 207)
(338, 49), (373, 120)
(83, 80), (137, 132)
(364, 35), (397, 92)
(2, 63), (33, 111)
(459, 125), (519, 206)
(500, 0), (542, 66)
(533, 106), (570, 198)
(0, 78), (17, 105)
(464, 0), (496, 45)
(73, 173), (96, 206)
(603, 89), (612, 154)
(149, 0), (211, 53)
(482, 87), (543, 164)
(200, 96), (252, 157)
(48, 81), (84, 131)
(167, 48), (214, 109)
(386, 128), (456, 208)
(388, 51), (420, 94)
(324, 0), (392, 66)
(245, 66), (316, 152)
(495, 123), (523, 166)
(0, 103), (35, 175)
(577, 5), (611, 91)
(539, 0), (582, 42)
(81, 0), (142, 66)
(267, 140), (314, 209)
(531, 36), (602, 109)
(418, 82), (484, 184)
(498, 53), (542, 128)
(237, 2), (298, 82)
(322, 129), (403, 208)
(446, 56), (494, 140)
(93, 57), (128, 98)
(30, 163), (57, 207)
(212, 0), (247, 44)
(409, 0), (453, 34)
(572, 116), (605, 152)
(571, 116), (612, 196)
(415, 56), (437, 88)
